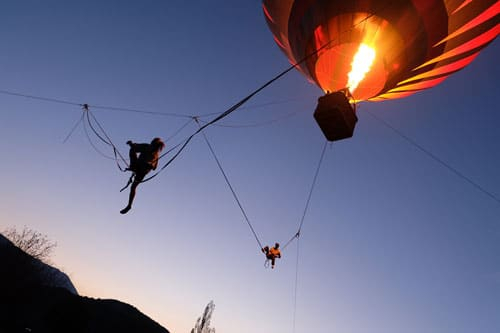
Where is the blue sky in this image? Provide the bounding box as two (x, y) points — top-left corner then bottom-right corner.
(0, 1), (499, 332)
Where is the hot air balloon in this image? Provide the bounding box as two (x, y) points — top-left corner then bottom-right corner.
(263, 0), (499, 141)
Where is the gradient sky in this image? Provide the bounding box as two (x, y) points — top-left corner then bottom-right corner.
(0, 1), (499, 333)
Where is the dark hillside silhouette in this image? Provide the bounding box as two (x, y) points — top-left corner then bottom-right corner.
(0, 233), (170, 333)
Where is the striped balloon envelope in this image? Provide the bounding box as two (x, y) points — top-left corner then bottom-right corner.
(263, 0), (499, 102)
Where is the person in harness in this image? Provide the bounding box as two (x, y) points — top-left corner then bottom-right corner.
(120, 137), (165, 214)
(262, 242), (281, 269)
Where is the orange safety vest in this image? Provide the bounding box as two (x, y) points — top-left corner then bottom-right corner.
(269, 247), (281, 258)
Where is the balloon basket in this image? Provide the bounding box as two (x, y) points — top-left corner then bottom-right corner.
(313, 91), (358, 142)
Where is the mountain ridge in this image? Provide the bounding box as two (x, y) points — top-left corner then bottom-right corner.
(0, 233), (170, 333)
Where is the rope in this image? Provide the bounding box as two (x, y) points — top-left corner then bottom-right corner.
(84, 105), (128, 171)
(0, 89), (83, 107)
(0, 88), (196, 119)
(140, 60), (317, 182)
(292, 236), (301, 333)
(282, 141), (328, 251)
(62, 111), (85, 144)
(196, 119), (264, 250)
(195, 98), (306, 118)
(282, 231), (301, 251)
(164, 117), (195, 143)
(198, 109), (301, 129)
(298, 141), (328, 232)
(151, 68), (299, 171)
(84, 106), (112, 146)
(89, 104), (192, 119)
(288, 142), (328, 331)
(82, 109), (116, 160)
(364, 109), (500, 205)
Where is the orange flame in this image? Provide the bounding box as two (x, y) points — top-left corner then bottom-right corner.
(347, 44), (376, 93)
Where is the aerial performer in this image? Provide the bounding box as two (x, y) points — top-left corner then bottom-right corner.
(262, 0), (499, 141)
(262, 243), (281, 269)
(120, 137), (165, 214)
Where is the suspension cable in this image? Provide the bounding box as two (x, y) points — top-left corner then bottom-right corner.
(198, 109), (301, 129)
(298, 141), (328, 231)
(292, 236), (301, 333)
(364, 109), (500, 205)
(0, 89), (83, 107)
(84, 105), (129, 171)
(282, 141), (329, 251)
(89, 104), (192, 119)
(288, 142), (328, 332)
(0, 88), (195, 119)
(164, 117), (196, 142)
(195, 97), (307, 118)
(62, 111), (85, 144)
(151, 67), (301, 169)
(82, 109), (116, 160)
(196, 119), (264, 250)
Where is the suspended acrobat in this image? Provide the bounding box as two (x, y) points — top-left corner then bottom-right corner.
(120, 137), (165, 214)
(262, 243), (281, 269)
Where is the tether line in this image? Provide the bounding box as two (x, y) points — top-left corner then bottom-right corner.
(292, 236), (301, 333)
(283, 141), (328, 251)
(364, 109), (500, 205)
(89, 104), (192, 119)
(84, 106), (128, 171)
(298, 140), (328, 231)
(63, 111), (85, 144)
(197, 120), (264, 250)
(0, 89), (83, 107)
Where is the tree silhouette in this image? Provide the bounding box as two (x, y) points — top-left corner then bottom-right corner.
(3, 226), (56, 263)
(2, 226), (68, 288)
(191, 301), (216, 333)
